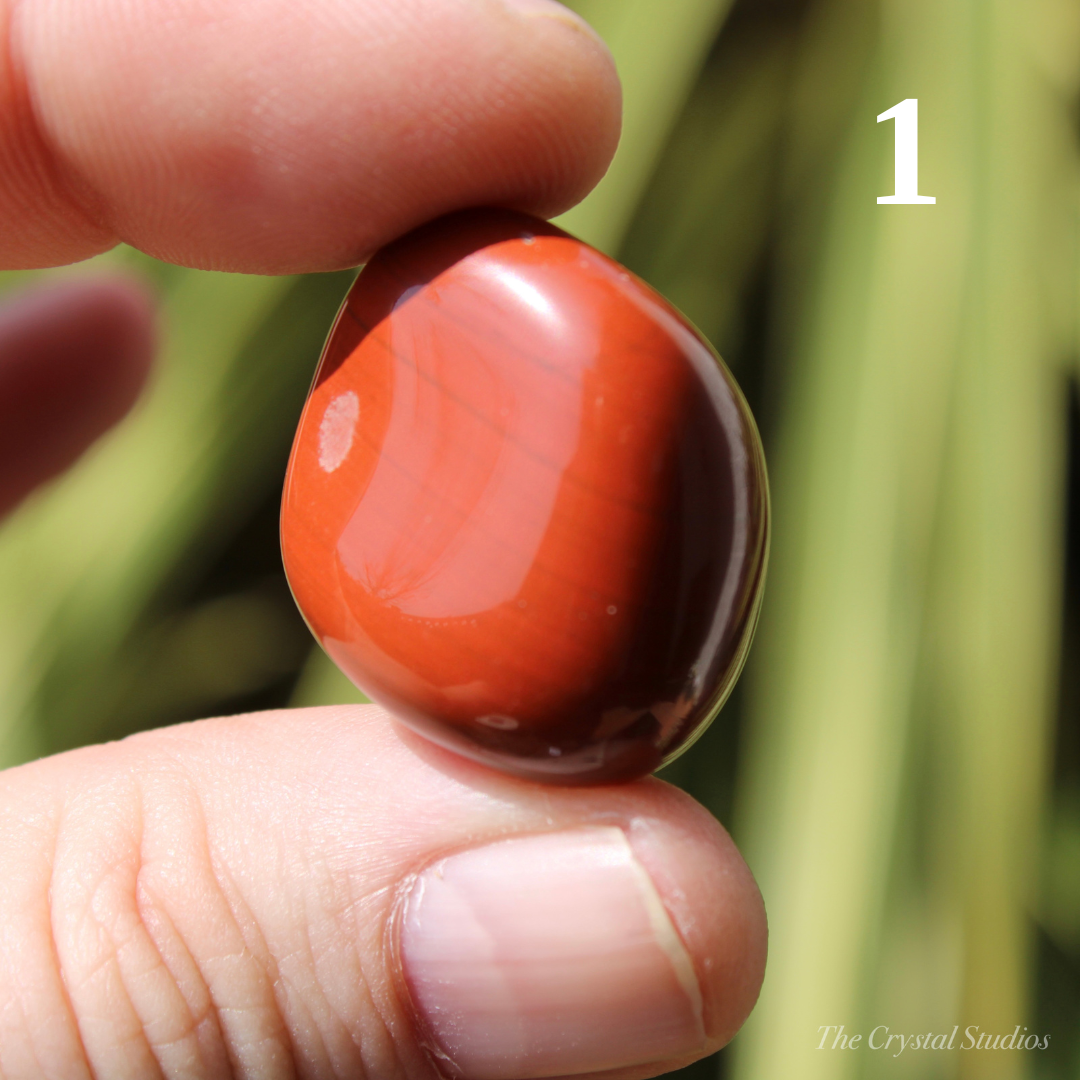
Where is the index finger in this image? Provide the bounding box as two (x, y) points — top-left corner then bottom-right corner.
(3, 0), (620, 273)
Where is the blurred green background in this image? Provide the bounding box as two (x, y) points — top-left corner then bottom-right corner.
(1, 0), (1078, 1076)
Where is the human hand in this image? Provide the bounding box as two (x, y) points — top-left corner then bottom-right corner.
(0, 2), (767, 1077)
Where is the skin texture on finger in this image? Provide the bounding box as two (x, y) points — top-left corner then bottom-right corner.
(0, 1), (116, 269)
(0, 706), (766, 1079)
(3, 0), (620, 272)
(0, 278), (155, 518)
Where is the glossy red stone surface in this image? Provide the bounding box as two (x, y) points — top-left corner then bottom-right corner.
(281, 209), (768, 784)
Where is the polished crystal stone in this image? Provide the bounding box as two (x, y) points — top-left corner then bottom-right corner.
(281, 208), (768, 784)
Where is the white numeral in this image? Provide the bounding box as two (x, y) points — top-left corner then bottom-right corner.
(877, 99), (935, 205)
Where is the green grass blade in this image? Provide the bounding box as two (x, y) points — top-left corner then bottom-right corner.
(731, 0), (1073, 1074)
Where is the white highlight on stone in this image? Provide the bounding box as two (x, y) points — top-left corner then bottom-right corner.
(318, 391), (359, 473)
(478, 714), (520, 730)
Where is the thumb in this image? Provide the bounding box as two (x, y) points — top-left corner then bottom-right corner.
(0, 705), (766, 1079)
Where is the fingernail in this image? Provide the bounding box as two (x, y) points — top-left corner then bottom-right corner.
(400, 827), (705, 1079)
(500, 0), (605, 42)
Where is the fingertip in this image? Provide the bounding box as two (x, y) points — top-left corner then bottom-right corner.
(0, 276), (156, 515)
(13, 0), (623, 273)
(56, 276), (157, 380)
(487, 0), (622, 217)
(615, 791), (766, 1053)
(397, 802), (767, 1080)
(16, 275), (157, 421)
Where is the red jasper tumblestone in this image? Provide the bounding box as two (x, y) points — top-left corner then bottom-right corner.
(281, 208), (768, 784)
